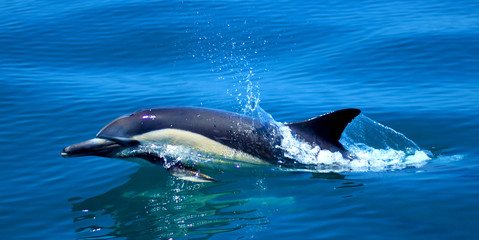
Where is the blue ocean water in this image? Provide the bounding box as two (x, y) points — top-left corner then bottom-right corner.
(1, 0), (478, 239)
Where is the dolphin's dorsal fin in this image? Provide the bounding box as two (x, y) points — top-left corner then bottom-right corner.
(286, 108), (361, 145)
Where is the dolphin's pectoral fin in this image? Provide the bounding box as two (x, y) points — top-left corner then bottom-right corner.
(167, 164), (216, 183)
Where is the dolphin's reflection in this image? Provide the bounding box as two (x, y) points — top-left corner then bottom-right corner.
(70, 167), (291, 240)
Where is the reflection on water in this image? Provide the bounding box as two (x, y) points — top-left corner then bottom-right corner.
(70, 167), (297, 240)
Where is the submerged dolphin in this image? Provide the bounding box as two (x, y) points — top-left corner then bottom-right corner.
(62, 107), (360, 182)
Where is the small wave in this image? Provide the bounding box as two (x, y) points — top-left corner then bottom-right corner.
(271, 111), (431, 173)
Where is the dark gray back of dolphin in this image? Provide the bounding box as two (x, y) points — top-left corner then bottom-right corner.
(97, 107), (279, 161)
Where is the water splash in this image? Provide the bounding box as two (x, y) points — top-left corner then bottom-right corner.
(340, 115), (432, 171)
(123, 143), (213, 169)
(222, 46), (263, 118)
(273, 114), (431, 172)
(192, 17), (267, 117)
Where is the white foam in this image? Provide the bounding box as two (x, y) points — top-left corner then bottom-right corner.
(348, 145), (430, 171)
(121, 143), (204, 168)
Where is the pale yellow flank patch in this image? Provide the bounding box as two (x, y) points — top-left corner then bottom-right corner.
(132, 128), (270, 166)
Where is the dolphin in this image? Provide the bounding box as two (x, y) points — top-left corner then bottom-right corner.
(62, 107), (360, 182)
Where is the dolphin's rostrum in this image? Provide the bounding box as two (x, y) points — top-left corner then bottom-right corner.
(62, 107), (360, 182)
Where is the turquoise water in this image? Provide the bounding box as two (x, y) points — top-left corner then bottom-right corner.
(1, 0), (478, 239)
